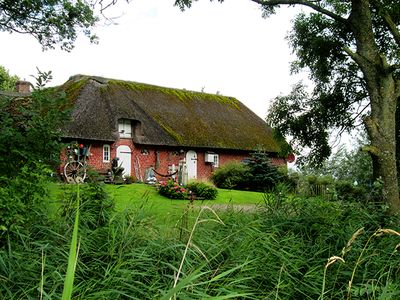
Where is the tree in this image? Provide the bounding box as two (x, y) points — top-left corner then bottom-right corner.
(0, 66), (19, 91)
(175, 0), (400, 215)
(0, 0), (98, 50)
(302, 135), (374, 188)
(0, 69), (70, 178)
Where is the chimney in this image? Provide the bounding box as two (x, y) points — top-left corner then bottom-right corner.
(15, 80), (32, 93)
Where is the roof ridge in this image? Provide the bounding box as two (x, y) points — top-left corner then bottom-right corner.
(67, 74), (236, 100)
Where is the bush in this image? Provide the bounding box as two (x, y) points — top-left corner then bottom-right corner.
(157, 180), (187, 199)
(211, 153), (290, 192)
(186, 181), (218, 200)
(335, 180), (367, 202)
(245, 152), (285, 192)
(123, 175), (136, 184)
(211, 161), (250, 189)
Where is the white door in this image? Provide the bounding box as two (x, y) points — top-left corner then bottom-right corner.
(186, 150), (197, 180)
(116, 145), (131, 176)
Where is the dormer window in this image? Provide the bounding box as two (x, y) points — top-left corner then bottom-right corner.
(118, 119), (132, 138)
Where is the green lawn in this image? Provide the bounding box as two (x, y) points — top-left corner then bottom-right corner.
(106, 183), (265, 229)
(106, 183), (265, 209)
(48, 182), (266, 230)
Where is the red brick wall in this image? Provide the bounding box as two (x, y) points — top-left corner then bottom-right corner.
(131, 146), (184, 181)
(60, 139), (286, 181)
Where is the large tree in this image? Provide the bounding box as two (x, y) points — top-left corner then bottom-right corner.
(0, 0), (99, 50)
(175, 0), (400, 214)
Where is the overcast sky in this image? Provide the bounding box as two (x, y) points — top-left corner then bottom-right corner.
(0, 0), (305, 118)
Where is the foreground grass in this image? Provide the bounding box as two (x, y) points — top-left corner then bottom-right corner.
(7, 182), (398, 299)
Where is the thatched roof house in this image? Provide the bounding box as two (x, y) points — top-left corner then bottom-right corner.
(59, 74), (288, 182)
(61, 74), (281, 153)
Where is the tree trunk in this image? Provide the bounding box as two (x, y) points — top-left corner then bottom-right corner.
(350, 0), (400, 215)
(396, 102), (400, 174)
(365, 109), (400, 214)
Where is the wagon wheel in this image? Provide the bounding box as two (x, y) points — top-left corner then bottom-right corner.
(64, 161), (87, 183)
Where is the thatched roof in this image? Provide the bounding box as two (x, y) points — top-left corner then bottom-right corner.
(61, 75), (283, 152)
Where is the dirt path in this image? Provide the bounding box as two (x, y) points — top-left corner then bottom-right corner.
(199, 204), (259, 212)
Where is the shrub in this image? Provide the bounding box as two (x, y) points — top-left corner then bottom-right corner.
(245, 152), (285, 192)
(285, 171), (300, 192)
(124, 175), (136, 184)
(334, 180), (366, 202)
(211, 161), (250, 189)
(157, 180), (187, 199)
(186, 181), (218, 200)
(86, 168), (105, 183)
(211, 153), (289, 192)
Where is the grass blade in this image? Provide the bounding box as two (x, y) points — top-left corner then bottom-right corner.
(61, 184), (81, 300)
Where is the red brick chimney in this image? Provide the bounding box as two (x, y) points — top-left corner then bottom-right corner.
(15, 80), (32, 93)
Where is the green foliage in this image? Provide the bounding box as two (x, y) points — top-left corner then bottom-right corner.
(1, 183), (399, 299)
(246, 151), (286, 192)
(260, 194), (399, 299)
(173, 0), (400, 212)
(174, 0), (224, 11)
(302, 137), (374, 187)
(0, 163), (51, 245)
(211, 153), (288, 192)
(123, 174), (136, 184)
(0, 0), (98, 50)
(61, 184), (80, 300)
(186, 181), (218, 200)
(294, 174), (335, 197)
(292, 133), (378, 201)
(0, 68), (70, 247)
(157, 180), (188, 199)
(0, 73), (70, 179)
(0, 66), (19, 91)
(334, 180), (367, 202)
(267, 82), (334, 164)
(290, 167), (384, 204)
(211, 161), (251, 189)
(264, 1), (399, 165)
(60, 182), (114, 230)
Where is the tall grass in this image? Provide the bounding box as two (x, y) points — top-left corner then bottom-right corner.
(61, 184), (80, 300)
(0, 181), (399, 299)
(320, 228), (400, 300)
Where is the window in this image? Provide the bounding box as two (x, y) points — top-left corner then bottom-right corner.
(213, 154), (219, 167)
(205, 153), (219, 167)
(103, 144), (110, 162)
(118, 119), (132, 138)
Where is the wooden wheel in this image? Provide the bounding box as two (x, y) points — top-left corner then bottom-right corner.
(64, 161), (86, 183)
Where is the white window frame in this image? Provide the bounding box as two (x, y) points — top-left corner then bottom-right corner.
(118, 119), (132, 138)
(212, 154), (219, 168)
(103, 144), (110, 162)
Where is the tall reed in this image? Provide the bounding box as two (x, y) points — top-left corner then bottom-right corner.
(61, 184), (81, 300)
